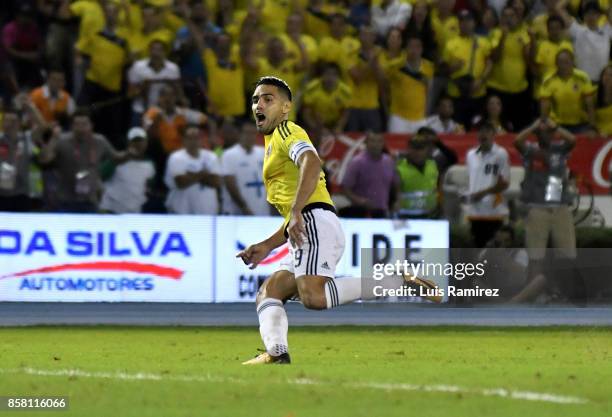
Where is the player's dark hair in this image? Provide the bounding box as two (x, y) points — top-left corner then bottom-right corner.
(255, 76), (292, 101)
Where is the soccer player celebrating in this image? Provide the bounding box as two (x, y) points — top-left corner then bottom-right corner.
(237, 76), (438, 365)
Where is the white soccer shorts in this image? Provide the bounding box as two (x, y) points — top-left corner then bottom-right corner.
(277, 208), (345, 278)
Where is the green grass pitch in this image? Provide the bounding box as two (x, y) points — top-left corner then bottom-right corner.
(1, 326), (611, 417)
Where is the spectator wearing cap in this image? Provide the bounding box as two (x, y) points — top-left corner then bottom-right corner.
(371, 0), (412, 39)
(341, 132), (399, 218)
(539, 49), (596, 132)
(75, 1), (129, 148)
(1, 3), (43, 89)
(465, 122), (510, 247)
(29, 70), (75, 127)
(99, 127), (155, 214)
(164, 124), (221, 215)
(416, 126), (458, 175)
(443, 9), (494, 130)
(487, 5), (533, 131)
(38, 109), (134, 213)
(531, 15), (574, 94)
(395, 134), (440, 219)
(385, 37), (433, 134)
(556, 0), (611, 82)
(425, 96), (465, 134)
(128, 39), (183, 127)
(596, 64), (612, 136)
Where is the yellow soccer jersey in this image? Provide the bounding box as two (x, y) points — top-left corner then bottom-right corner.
(263, 120), (334, 222)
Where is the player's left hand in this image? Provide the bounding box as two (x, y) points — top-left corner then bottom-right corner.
(287, 210), (306, 248)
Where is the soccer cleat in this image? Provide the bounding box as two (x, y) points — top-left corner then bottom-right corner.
(402, 273), (443, 303)
(242, 352), (291, 365)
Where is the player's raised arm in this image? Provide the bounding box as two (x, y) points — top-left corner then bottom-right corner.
(287, 150), (321, 247)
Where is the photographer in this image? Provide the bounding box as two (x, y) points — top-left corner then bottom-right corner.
(512, 117), (583, 303)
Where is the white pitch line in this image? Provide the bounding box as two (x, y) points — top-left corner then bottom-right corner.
(0, 367), (587, 405)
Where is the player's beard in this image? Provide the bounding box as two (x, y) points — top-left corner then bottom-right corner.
(257, 114), (282, 135)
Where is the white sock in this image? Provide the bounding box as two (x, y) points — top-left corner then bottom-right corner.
(256, 298), (289, 356)
(324, 278), (362, 309)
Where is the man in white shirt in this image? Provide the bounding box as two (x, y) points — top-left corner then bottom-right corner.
(371, 0), (412, 38)
(128, 40), (183, 123)
(557, 0), (612, 81)
(221, 121), (270, 216)
(465, 122), (510, 247)
(100, 127), (155, 213)
(164, 124), (221, 214)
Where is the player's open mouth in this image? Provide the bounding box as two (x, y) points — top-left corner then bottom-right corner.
(255, 113), (266, 126)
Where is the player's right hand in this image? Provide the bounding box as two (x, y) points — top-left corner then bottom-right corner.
(236, 243), (271, 270)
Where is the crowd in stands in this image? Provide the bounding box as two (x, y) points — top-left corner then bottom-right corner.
(1, 0), (605, 302)
(0, 1), (610, 220)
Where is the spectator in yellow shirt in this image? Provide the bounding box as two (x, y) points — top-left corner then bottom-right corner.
(243, 36), (304, 112)
(533, 15), (574, 86)
(380, 27), (406, 73)
(278, 13), (318, 86)
(302, 63), (352, 133)
(539, 49), (596, 132)
(431, 0), (459, 51)
(443, 10), (493, 130)
(346, 26), (385, 132)
(318, 14), (360, 76)
(76, 1), (130, 147)
(488, 5), (534, 130)
(404, 0), (436, 61)
(596, 64), (612, 136)
(126, 4), (175, 59)
(386, 37), (434, 133)
(303, 0), (344, 40)
(203, 33), (245, 118)
(531, 0), (561, 40)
